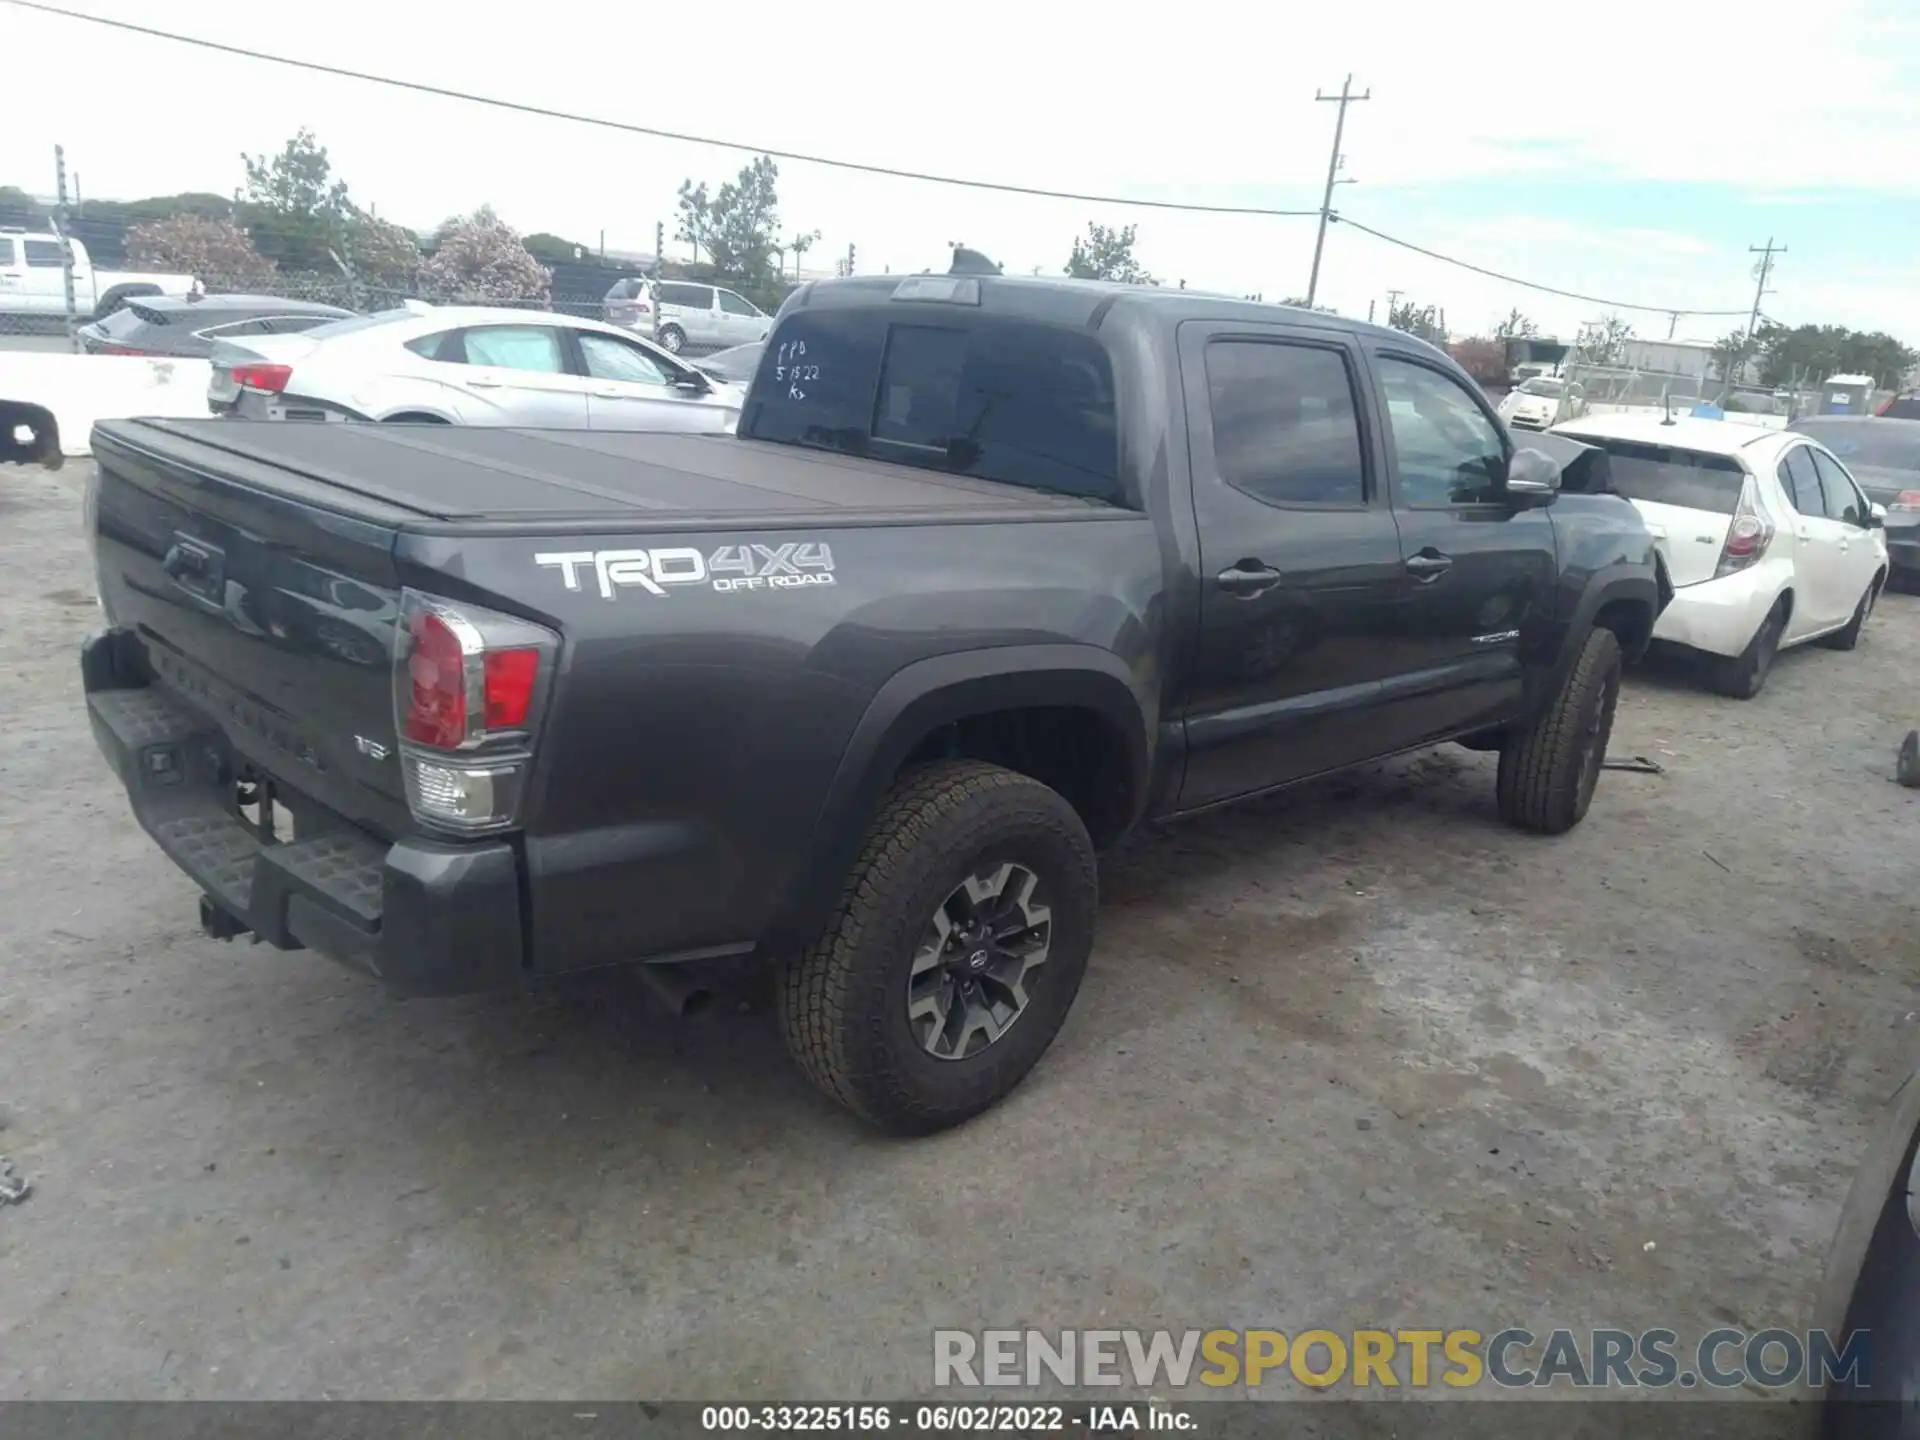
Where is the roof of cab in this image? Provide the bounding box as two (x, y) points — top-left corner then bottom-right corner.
(782, 273), (1430, 353)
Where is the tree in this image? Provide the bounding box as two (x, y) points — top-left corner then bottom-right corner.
(703, 156), (782, 285)
(1576, 314), (1634, 366)
(1064, 222), (1156, 285)
(339, 215), (422, 300)
(0, 185), (46, 223)
(1708, 330), (1754, 386)
(240, 129), (355, 271)
(1756, 321), (1918, 391)
(782, 228), (821, 279)
(125, 215), (275, 288)
(1493, 308), (1539, 340)
(675, 180), (712, 263)
(1388, 297), (1447, 345)
(523, 232), (591, 264)
(1448, 337), (1508, 387)
(420, 208), (550, 304)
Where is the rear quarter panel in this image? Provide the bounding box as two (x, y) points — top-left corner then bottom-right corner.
(401, 512), (1169, 974)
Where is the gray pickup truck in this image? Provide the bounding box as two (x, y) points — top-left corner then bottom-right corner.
(81, 274), (1670, 1132)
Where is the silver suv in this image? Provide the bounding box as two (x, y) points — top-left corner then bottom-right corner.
(651, 280), (772, 354)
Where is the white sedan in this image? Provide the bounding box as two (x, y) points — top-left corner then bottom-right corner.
(206, 302), (743, 433)
(1551, 412), (1889, 697)
(1498, 375), (1583, 431)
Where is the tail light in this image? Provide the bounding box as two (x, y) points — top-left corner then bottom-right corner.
(1890, 490), (1920, 514)
(231, 362), (292, 394)
(98, 343), (146, 356)
(392, 589), (559, 834)
(1712, 478), (1777, 580)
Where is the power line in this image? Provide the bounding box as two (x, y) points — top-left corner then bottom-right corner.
(3, 0), (1321, 219)
(1330, 214), (1754, 317)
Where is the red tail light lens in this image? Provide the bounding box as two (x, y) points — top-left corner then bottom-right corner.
(231, 363), (292, 393)
(1891, 490), (1920, 513)
(393, 591), (559, 835)
(1713, 479), (1776, 579)
(402, 608), (471, 749)
(483, 648), (540, 729)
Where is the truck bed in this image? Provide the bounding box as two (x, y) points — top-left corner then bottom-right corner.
(102, 418), (1107, 531)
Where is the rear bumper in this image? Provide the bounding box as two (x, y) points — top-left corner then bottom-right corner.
(1650, 563), (1788, 659)
(81, 627), (525, 997)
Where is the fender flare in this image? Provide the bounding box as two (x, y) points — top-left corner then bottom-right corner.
(765, 644), (1153, 951)
(1551, 562), (1662, 694)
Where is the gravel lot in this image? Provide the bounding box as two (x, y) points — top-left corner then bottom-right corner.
(2, 462), (1916, 1404)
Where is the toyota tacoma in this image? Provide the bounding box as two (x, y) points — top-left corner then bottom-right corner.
(81, 275), (1669, 1132)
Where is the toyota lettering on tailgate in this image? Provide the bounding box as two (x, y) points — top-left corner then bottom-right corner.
(535, 542), (836, 599)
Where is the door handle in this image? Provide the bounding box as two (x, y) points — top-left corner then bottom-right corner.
(593, 387), (622, 398)
(1405, 549), (1453, 580)
(466, 377), (502, 389)
(1216, 562), (1282, 597)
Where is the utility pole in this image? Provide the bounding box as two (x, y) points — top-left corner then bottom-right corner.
(1385, 288), (1402, 325)
(655, 220), (665, 277)
(53, 145), (79, 355)
(1305, 74), (1369, 310)
(1667, 312), (1679, 340)
(1367, 298), (1375, 323)
(1745, 238), (1784, 344)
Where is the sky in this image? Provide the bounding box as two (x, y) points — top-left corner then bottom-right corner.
(5, 0), (1920, 348)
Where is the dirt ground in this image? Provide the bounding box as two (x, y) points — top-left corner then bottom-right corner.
(2, 463), (1916, 1404)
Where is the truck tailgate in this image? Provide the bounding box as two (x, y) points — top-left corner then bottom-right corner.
(88, 420), (412, 838)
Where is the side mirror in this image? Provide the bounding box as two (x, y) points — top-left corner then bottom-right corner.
(1869, 502), (1887, 529)
(672, 371), (711, 395)
(1504, 447), (1562, 505)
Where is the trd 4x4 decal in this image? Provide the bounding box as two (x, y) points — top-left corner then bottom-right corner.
(535, 542), (836, 599)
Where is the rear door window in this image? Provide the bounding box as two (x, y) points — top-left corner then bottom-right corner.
(458, 326), (565, 373)
(1810, 449), (1864, 524)
(717, 290), (759, 317)
(743, 309), (1122, 505)
(1571, 438), (1747, 514)
(1203, 339), (1366, 506)
(577, 331), (673, 385)
(1778, 446), (1823, 515)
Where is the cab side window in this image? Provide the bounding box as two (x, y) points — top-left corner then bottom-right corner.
(1202, 339), (1367, 507)
(1376, 356), (1508, 506)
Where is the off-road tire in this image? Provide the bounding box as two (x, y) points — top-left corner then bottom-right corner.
(1708, 601), (1786, 699)
(1818, 574), (1882, 652)
(658, 324), (686, 353)
(779, 760), (1098, 1134)
(1496, 625), (1622, 835)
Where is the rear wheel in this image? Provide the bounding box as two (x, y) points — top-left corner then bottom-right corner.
(658, 324), (686, 353)
(779, 760), (1098, 1134)
(1496, 626), (1622, 835)
(1819, 574), (1882, 651)
(1707, 601), (1786, 698)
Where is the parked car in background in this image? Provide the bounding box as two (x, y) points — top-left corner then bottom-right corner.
(651, 280), (772, 353)
(601, 276), (655, 332)
(1497, 375), (1582, 431)
(695, 340), (763, 385)
(0, 230), (196, 318)
(207, 302), (742, 432)
(77, 293), (354, 359)
(1878, 391), (1919, 419)
(1552, 413), (1888, 698)
(1788, 415), (1920, 587)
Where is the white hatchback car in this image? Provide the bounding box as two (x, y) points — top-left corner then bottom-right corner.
(1552, 413), (1889, 697)
(1498, 375), (1584, 431)
(207, 302), (743, 433)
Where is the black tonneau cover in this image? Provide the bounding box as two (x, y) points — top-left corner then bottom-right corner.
(104, 419), (1097, 523)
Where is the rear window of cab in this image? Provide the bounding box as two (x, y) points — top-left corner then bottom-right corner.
(740, 307), (1123, 507)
